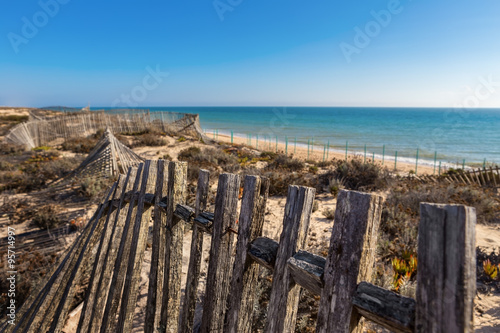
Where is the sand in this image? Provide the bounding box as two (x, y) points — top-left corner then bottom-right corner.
(216, 133), (437, 175)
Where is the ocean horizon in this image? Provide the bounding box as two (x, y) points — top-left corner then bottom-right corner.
(93, 106), (500, 167)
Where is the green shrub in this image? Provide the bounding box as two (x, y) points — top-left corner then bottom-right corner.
(330, 158), (390, 191)
(78, 176), (114, 200)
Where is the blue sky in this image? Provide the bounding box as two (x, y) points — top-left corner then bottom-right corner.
(1, 0), (500, 107)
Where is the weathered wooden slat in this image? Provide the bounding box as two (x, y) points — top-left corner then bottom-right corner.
(180, 169), (210, 333)
(316, 190), (383, 333)
(248, 237), (279, 271)
(19, 191), (112, 333)
(145, 160), (169, 333)
(200, 173), (241, 333)
(479, 168), (487, 185)
(265, 185), (315, 333)
(353, 282), (415, 333)
(88, 168), (138, 333)
(48, 181), (123, 333)
(159, 161), (188, 333)
(100, 164), (144, 333)
(117, 160), (158, 333)
(287, 250), (325, 296)
(36, 183), (118, 333)
(491, 166), (498, 187)
(416, 203), (476, 333)
(225, 176), (270, 333)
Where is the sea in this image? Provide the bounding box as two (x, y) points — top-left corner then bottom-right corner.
(95, 107), (500, 168)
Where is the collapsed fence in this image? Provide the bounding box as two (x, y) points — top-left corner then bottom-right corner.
(5, 110), (207, 150)
(1, 158), (477, 333)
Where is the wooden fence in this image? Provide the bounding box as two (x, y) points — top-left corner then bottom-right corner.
(1, 159), (476, 333)
(5, 111), (207, 150)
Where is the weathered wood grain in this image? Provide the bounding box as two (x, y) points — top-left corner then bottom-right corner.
(180, 169), (210, 333)
(100, 164), (144, 333)
(265, 185), (315, 333)
(353, 282), (415, 333)
(76, 174), (126, 333)
(159, 161), (188, 333)
(117, 160), (158, 333)
(200, 173), (241, 333)
(225, 176), (270, 333)
(89, 167), (138, 333)
(248, 237), (279, 271)
(416, 203), (476, 333)
(145, 160), (169, 333)
(287, 250), (325, 296)
(316, 190), (383, 333)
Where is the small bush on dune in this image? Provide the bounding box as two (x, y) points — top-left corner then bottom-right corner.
(32, 204), (60, 230)
(178, 146), (240, 181)
(61, 137), (99, 154)
(78, 176), (115, 200)
(0, 142), (25, 155)
(330, 158), (390, 191)
(134, 133), (167, 147)
(266, 154), (304, 171)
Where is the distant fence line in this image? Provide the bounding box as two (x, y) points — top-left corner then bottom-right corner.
(211, 129), (498, 175)
(5, 110), (207, 150)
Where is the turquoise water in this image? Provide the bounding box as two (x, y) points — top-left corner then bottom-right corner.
(96, 107), (500, 166)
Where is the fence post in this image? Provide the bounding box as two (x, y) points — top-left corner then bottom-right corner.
(316, 190), (383, 333)
(294, 137), (297, 154)
(231, 130), (233, 144)
(179, 169), (210, 333)
(200, 173), (241, 333)
(394, 151), (398, 171)
(364, 144), (366, 163)
(158, 161), (188, 333)
(415, 148), (419, 175)
(145, 160), (168, 333)
(433, 151), (437, 175)
(225, 176), (270, 333)
(345, 141), (348, 160)
(439, 161), (442, 175)
(463, 159), (465, 170)
(326, 140), (329, 160)
(416, 203), (476, 332)
(285, 136), (288, 156)
(264, 185), (315, 333)
(323, 144), (326, 162)
(256, 134), (259, 150)
(275, 136), (278, 153)
(382, 145), (385, 165)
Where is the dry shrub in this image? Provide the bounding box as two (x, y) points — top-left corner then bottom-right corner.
(266, 154), (304, 171)
(375, 181), (500, 296)
(32, 204), (60, 229)
(0, 142), (25, 155)
(61, 136), (99, 154)
(329, 158), (390, 191)
(134, 133), (167, 147)
(178, 146), (240, 181)
(78, 176), (115, 200)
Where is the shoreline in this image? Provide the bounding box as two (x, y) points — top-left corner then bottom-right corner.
(214, 132), (438, 175)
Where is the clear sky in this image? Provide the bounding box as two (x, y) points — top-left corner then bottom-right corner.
(1, 0), (500, 108)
